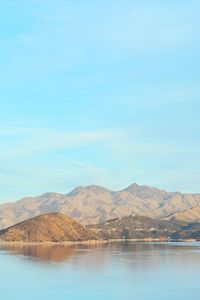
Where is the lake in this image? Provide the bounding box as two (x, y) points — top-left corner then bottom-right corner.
(0, 242), (200, 300)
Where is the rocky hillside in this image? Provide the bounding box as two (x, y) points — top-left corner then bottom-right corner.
(88, 215), (185, 240)
(0, 213), (99, 242)
(0, 183), (200, 229)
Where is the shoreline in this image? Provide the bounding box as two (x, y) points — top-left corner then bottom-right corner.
(0, 238), (198, 246)
(0, 239), (107, 246)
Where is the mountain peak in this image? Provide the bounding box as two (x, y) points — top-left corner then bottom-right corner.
(124, 183), (168, 198)
(68, 185), (110, 196)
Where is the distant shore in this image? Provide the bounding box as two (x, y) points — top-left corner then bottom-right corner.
(0, 238), (198, 246)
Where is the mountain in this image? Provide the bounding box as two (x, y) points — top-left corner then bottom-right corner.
(0, 183), (200, 229)
(87, 215), (184, 240)
(0, 213), (99, 242)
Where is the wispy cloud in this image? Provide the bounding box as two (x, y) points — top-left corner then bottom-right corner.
(0, 128), (117, 160)
(52, 154), (104, 173)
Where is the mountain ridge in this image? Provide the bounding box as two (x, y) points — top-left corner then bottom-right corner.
(0, 183), (200, 229)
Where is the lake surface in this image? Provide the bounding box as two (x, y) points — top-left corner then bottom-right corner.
(1, 242), (200, 300)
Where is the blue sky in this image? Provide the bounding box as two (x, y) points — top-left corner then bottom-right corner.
(0, 0), (199, 202)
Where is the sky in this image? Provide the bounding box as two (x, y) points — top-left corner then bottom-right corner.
(0, 0), (199, 202)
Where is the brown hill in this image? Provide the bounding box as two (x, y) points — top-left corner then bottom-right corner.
(0, 183), (200, 229)
(88, 215), (185, 240)
(0, 213), (99, 242)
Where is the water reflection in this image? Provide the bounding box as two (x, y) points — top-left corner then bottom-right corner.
(1, 242), (200, 300)
(1, 241), (200, 268)
(0, 244), (76, 263)
(69, 241), (200, 272)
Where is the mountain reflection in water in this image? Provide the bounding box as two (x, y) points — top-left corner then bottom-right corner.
(0, 244), (76, 263)
(1, 241), (200, 267)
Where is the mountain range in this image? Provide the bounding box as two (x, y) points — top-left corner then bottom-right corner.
(0, 183), (200, 230)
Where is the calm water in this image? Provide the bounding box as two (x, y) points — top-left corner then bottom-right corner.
(1, 242), (200, 300)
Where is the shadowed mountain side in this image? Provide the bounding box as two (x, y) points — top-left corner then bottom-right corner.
(0, 213), (99, 242)
(171, 223), (200, 240)
(0, 183), (200, 229)
(88, 215), (186, 240)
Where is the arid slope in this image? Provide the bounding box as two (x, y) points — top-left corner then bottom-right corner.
(0, 213), (99, 242)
